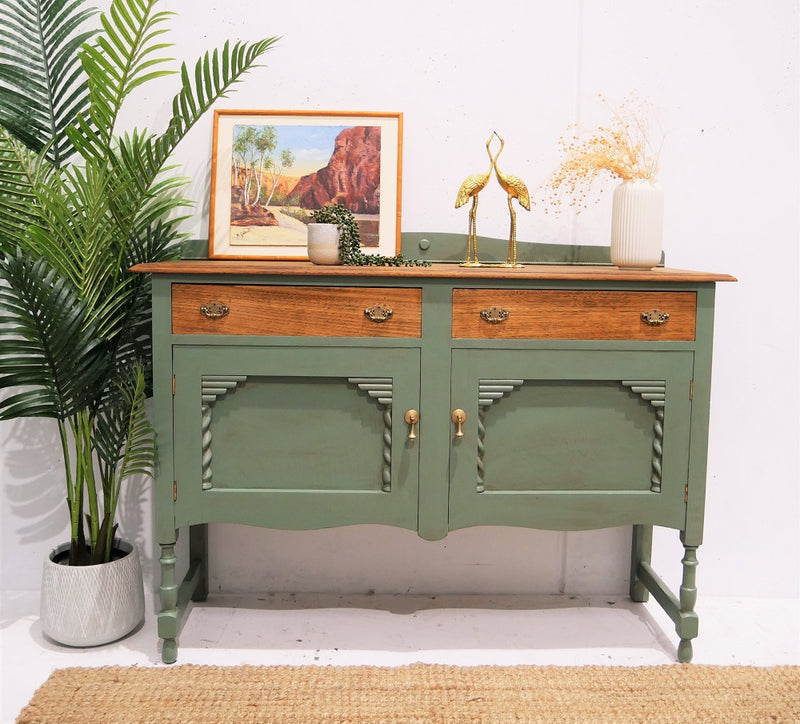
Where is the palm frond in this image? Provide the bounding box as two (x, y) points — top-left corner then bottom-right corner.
(120, 363), (156, 477)
(74, 0), (174, 157)
(73, 35), (278, 242)
(110, 220), (181, 389)
(154, 38), (280, 171)
(0, 250), (110, 420)
(94, 362), (153, 472)
(107, 132), (191, 231)
(101, 37), (279, 230)
(0, 0), (97, 166)
(0, 129), (50, 252)
(0, 147), (116, 291)
(15, 166), (123, 337)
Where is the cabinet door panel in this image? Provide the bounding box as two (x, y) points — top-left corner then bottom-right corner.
(173, 346), (419, 530)
(202, 376), (390, 491)
(476, 380), (657, 492)
(449, 350), (693, 531)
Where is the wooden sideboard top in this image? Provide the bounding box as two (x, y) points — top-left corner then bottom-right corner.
(132, 260), (736, 283)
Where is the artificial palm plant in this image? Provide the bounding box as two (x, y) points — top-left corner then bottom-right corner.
(0, 0), (277, 565)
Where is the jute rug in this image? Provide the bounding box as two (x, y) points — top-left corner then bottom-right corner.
(17, 663), (800, 723)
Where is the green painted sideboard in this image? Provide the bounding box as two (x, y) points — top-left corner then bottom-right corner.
(134, 234), (735, 664)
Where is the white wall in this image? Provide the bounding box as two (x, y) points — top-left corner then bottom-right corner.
(2, 1), (798, 604)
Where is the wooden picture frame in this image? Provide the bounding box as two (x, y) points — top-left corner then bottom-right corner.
(208, 110), (402, 260)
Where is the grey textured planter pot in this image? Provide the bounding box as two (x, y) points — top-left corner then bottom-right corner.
(306, 223), (342, 264)
(40, 539), (145, 647)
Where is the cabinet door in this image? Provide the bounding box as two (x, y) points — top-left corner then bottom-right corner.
(172, 345), (420, 530)
(448, 349), (694, 531)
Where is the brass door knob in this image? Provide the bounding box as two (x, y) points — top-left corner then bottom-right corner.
(404, 409), (419, 440)
(451, 409), (466, 437)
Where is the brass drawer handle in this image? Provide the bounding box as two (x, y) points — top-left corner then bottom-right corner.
(200, 301), (229, 320)
(641, 310), (670, 326)
(364, 304), (393, 323)
(480, 306), (510, 324)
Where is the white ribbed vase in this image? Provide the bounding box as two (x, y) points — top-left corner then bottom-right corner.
(40, 539), (145, 647)
(306, 223), (342, 265)
(610, 179), (664, 269)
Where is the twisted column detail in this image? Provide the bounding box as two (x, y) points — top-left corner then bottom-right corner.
(200, 375), (247, 490)
(476, 379), (524, 493)
(348, 378), (393, 492)
(621, 380), (666, 493)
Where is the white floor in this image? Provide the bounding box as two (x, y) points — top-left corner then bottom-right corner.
(2, 591), (798, 723)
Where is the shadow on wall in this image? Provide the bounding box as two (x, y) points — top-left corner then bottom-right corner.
(117, 472), (154, 586)
(2, 417), (66, 544)
(1, 416), (154, 585)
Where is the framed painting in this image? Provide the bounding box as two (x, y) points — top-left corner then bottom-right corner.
(208, 110), (402, 260)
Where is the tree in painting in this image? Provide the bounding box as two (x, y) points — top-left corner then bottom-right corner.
(232, 125), (295, 213)
(264, 148), (296, 207)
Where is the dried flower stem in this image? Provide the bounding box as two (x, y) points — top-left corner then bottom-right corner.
(542, 93), (662, 213)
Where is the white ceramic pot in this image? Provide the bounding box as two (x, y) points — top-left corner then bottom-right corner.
(610, 179), (664, 269)
(40, 539), (145, 647)
(307, 223), (342, 265)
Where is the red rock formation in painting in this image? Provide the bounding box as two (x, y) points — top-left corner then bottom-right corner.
(291, 126), (381, 213)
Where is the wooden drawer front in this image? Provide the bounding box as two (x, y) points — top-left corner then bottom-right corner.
(172, 285), (422, 337)
(452, 289), (696, 340)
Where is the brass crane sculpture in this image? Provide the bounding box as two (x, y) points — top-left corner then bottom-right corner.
(491, 131), (530, 267)
(455, 134), (496, 266)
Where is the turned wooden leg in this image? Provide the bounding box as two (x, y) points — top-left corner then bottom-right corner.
(158, 542), (179, 664)
(677, 544), (699, 663)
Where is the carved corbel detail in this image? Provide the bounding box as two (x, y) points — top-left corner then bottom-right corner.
(475, 379), (524, 492)
(348, 378), (393, 492)
(621, 380), (666, 493)
(200, 375), (247, 490)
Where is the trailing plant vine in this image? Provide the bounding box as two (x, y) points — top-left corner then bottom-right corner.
(310, 204), (429, 267)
